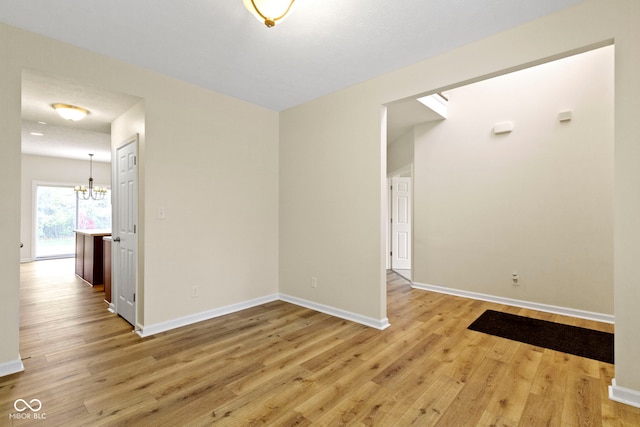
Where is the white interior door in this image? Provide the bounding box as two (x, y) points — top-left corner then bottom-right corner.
(391, 177), (411, 270)
(114, 137), (137, 326)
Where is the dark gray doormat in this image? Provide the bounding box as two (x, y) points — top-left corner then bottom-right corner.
(468, 309), (614, 364)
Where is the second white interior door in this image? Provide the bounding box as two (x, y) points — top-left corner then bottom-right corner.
(391, 177), (411, 270)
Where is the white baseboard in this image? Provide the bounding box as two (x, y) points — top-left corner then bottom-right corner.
(609, 379), (640, 408)
(279, 293), (390, 330)
(138, 292), (390, 338)
(137, 294), (280, 337)
(411, 281), (614, 324)
(0, 356), (25, 377)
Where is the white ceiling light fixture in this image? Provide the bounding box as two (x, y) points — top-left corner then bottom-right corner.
(243, 0), (295, 28)
(52, 103), (90, 121)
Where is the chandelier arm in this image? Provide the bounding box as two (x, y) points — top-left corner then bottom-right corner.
(249, 0), (295, 23)
(75, 153), (107, 200)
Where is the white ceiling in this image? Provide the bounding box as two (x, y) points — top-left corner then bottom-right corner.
(21, 70), (141, 162)
(3, 0), (582, 160)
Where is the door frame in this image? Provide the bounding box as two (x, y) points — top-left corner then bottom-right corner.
(112, 134), (139, 327)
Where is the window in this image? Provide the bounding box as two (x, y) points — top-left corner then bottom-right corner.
(77, 195), (112, 230)
(35, 184), (111, 259)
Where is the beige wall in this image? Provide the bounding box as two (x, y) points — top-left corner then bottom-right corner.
(280, 0), (640, 392)
(0, 27), (22, 369)
(280, 97), (388, 321)
(412, 46), (614, 314)
(20, 154), (112, 262)
(139, 83), (279, 326)
(1, 21), (279, 369)
(611, 0), (640, 394)
(387, 130), (414, 175)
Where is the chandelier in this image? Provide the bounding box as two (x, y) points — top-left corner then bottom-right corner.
(74, 154), (108, 200)
(243, 0), (295, 28)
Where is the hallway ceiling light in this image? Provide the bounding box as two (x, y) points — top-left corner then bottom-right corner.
(52, 103), (90, 121)
(75, 154), (107, 200)
(243, 0), (295, 28)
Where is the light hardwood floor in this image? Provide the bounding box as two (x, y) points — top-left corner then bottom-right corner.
(2, 258), (639, 426)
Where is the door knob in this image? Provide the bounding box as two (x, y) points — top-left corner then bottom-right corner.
(113, 237), (121, 242)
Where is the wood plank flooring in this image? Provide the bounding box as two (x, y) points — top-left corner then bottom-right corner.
(1, 258), (639, 425)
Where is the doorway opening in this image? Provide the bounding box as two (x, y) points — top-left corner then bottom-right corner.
(383, 43), (614, 318)
(20, 69), (143, 346)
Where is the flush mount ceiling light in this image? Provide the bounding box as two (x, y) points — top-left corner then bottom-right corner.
(243, 0), (295, 28)
(52, 103), (90, 121)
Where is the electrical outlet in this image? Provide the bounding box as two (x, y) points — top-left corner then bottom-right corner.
(311, 277), (317, 288)
(512, 273), (519, 286)
(191, 286), (198, 298)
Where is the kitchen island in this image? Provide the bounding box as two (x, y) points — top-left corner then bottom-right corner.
(75, 229), (111, 286)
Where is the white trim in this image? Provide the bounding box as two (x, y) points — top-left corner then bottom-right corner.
(609, 379), (640, 408)
(279, 293), (391, 330)
(411, 281), (614, 324)
(0, 356), (25, 377)
(137, 293), (391, 338)
(136, 294), (280, 337)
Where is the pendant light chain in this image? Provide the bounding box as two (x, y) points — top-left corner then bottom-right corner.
(74, 154), (108, 201)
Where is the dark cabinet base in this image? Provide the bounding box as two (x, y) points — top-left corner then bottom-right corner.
(75, 231), (111, 286)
